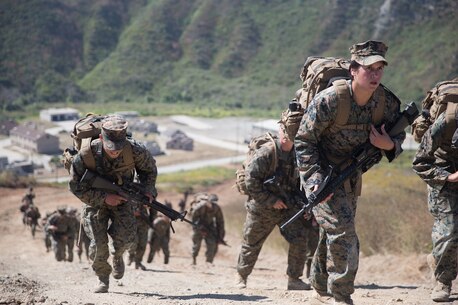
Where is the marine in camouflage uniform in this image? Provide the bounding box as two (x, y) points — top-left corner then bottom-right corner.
(295, 41), (405, 304)
(412, 110), (458, 302)
(236, 123), (311, 291)
(69, 115), (157, 293)
(127, 205), (153, 270)
(46, 206), (74, 262)
(191, 193), (225, 265)
(66, 207), (80, 263)
(147, 212), (171, 264)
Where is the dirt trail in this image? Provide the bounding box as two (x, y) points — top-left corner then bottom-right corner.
(0, 185), (454, 305)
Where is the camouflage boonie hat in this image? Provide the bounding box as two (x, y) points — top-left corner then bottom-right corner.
(350, 40), (388, 66)
(101, 115), (128, 151)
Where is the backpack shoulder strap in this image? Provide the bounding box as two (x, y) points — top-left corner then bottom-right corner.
(331, 80), (386, 132)
(444, 102), (458, 141)
(265, 132), (278, 174)
(333, 79), (352, 126)
(80, 138), (96, 171)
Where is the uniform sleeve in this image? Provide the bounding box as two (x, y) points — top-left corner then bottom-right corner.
(294, 90), (335, 190)
(382, 91), (406, 162)
(68, 153), (107, 208)
(412, 113), (450, 188)
(245, 144), (279, 207)
(132, 142), (158, 198)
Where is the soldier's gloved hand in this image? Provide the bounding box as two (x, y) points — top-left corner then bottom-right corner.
(105, 194), (128, 206)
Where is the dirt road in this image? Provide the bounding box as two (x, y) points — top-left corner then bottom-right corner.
(0, 185), (455, 305)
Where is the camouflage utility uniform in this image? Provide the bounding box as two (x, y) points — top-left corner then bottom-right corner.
(66, 208), (80, 262)
(46, 208), (74, 262)
(69, 116), (157, 292)
(295, 80), (405, 298)
(127, 205), (153, 270)
(191, 194), (225, 264)
(236, 137), (310, 289)
(147, 214), (171, 264)
(412, 112), (458, 301)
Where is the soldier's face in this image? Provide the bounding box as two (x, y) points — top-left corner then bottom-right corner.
(352, 61), (385, 92)
(103, 145), (123, 159)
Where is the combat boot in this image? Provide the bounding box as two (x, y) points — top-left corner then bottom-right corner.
(310, 288), (332, 304)
(235, 274), (247, 289)
(287, 277), (311, 290)
(333, 295), (354, 305)
(135, 261), (146, 271)
(146, 251), (154, 264)
(112, 256), (125, 279)
(431, 281), (451, 302)
(192, 256), (196, 265)
(164, 256), (169, 264)
(94, 277), (109, 293)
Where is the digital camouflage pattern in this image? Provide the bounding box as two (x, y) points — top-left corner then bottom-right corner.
(191, 196), (225, 263)
(412, 112), (458, 286)
(46, 211), (75, 262)
(101, 115), (129, 151)
(237, 138), (310, 281)
(294, 80), (405, 298)
(350, 40), (388, 66)
(127, 205), (150, 267)
(69, 137), (157, 282)
(147, 215), (171, 264)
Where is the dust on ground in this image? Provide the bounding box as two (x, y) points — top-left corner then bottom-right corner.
(0, 185), (455, 305)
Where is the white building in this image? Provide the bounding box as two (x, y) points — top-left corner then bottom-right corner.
(10, 123), (60, 154)
(40, 108), (79, 122)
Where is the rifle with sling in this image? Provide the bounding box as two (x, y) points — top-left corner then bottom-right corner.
(194, 219), (230, 247)
(80, 169), (194, 233)
(279, 102), (419, 232)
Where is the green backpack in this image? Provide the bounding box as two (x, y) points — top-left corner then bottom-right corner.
(411, 78), (458, 143)
(235, 132), (278, 196)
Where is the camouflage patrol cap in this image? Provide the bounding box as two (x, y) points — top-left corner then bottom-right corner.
(101, 115), (128, 151)
(350, 40), (388, 66)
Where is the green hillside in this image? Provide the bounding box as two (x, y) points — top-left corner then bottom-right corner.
(0, 0), (456, 118)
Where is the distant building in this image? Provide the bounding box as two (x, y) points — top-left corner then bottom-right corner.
(40, 107), (79, 122)
(0, 119), (18, 135)
(245, 119), (279, 143)
(165, 130), (193, 151)
(143, 141), (164, 156)
(114, 111), (139, 119)
(10, 123), (60, 154)
(130, 119), (158, 134)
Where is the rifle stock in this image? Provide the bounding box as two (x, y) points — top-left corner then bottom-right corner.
(279, 102), (419, 232)
(80, 170), (195, 228)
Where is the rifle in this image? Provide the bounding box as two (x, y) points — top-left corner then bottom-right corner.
(80, 169), (194, 232)
(194, 219), (230, 247)
(280, 102), (419, 232)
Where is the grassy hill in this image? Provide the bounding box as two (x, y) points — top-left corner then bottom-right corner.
(0, 0), (456, 118)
